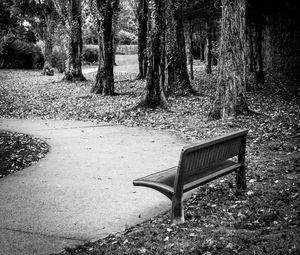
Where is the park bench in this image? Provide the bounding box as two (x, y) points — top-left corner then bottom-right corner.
(133, 129), (248, 224)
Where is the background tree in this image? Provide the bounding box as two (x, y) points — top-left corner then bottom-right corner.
(12, 0), (58, 75)
(209, 0), (247, 119)
(246, 0), (264, 86)
(135, 0), (148, 80)
(52, 0), (86, 81)
(139, 0), (168, 108)
(165, 0), (194, 95)
(90, 0), (120, 95)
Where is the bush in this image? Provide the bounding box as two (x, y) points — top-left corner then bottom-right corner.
(0, 35), (44, 69)
(83, 45), (98, 64)
(51, 47), (66, 73)
(116, 44), (138, 55)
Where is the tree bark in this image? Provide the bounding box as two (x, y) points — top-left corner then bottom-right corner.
(209, 0), (248, 120)
(42, 15), (55, 75)
(90, 0), (119, 95)
(205, 21), (212, 74)
(254, 13), (264, 84)
(165, 0), (194, 95)
(53, 0), (86, 82)
(136, 0), (148, 80)
(189, 21), (194, 80)
(139, 0), (168, 108)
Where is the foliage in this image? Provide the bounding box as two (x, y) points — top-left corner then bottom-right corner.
(0, 130), (49, 179)
(0, 35), (44, 69)
(11, 0), (58, 40)
(83, 45), (99, 64)
(116, 44), (138, 55)
(51, 48), (66, 73)
(0, 0), (20, 37)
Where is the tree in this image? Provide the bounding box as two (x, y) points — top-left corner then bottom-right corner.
(209, 0), (248, 119)
(139, 0), (168, 108)
(136, 0), (148, 80)
(11, 0), (58, 74)
(165, 0), (194, 95)
(52, 0), (86, 81)
(247, 0), (265, 86)
(90, 0), (120, 95)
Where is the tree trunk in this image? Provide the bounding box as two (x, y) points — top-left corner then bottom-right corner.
(205, 21), (212, 74)
(91, 0), (119, 95)
(246, 23), (255, 73)
(63, 0), (86, 82)
(254, 14), (264, 84)
(139, 0), (168, 108)
(42, 15), (55, 75)
(136, 0), (148, 80)
(209, 0), (248, 120)
(165, 0), (194, 95)
(200, 41), (205, 61)
(189, 22), (194, 80)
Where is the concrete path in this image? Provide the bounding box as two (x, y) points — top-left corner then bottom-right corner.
(0, 119), (187, 255)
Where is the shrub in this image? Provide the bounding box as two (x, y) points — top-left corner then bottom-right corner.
(116, 44), (138, 55)
(83, 45), (98, 64)
(0, 35), (44, 69)
(51, 47), (66, 73)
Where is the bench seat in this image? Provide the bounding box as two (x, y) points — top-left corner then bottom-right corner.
(133, 160), (241, 199)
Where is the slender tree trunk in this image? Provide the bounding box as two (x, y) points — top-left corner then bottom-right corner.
(254, 14), (264, 84)
(188, 21), (194, 80)
(209, 0), (248, 120)
(247, 23), (255, 73)
(200, 41), (205, 61)
(165, 0), (194, 95)
(62, 0), (86, 82)
(139, 0), (168, 108)
(91, 0), (119, 95)
(205, 21), (212, 74)
(136, 0), (148, 80)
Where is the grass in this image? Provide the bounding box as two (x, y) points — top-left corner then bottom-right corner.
(0, 61), (299, 254)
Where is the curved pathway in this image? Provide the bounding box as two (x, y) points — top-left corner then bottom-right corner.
(0, 118), (187, 255)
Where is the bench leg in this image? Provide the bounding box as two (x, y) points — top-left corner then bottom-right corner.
(236, 165), (247, 190)
(171, 195), (184, 224)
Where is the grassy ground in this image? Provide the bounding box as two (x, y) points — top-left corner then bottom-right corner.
(0, 62), (299, 254)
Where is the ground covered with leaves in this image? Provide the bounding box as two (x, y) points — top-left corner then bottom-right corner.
(0, 65), (299, 254)
(0, 130), (49, 178)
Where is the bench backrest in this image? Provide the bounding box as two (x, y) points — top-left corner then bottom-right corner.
(176, 129), (248, 185)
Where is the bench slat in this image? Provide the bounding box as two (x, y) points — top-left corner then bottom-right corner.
(183, 161), (242, 192)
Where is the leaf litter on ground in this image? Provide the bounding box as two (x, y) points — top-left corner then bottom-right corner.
(0, 64), (299, 254)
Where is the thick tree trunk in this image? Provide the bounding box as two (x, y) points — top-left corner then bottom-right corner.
(91, 0), (119, 95)
(62, 0), (86, 82)
(42, 34), (53, 75)
(136, 0), (148, 80)
(165, 0), (194, 95)
(42, 16), (55, 75)
(139, 0), (168, 108)
(209, 0), (248, 120)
